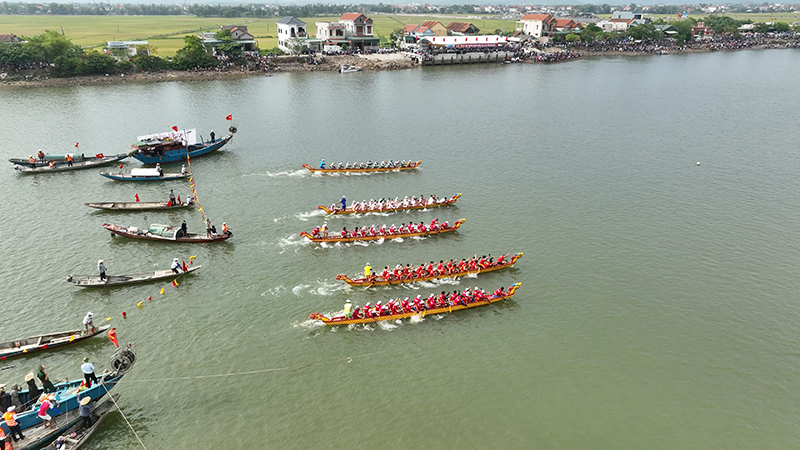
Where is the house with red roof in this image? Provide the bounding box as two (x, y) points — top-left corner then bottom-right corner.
(554, 19), (580, 32)
(316, 13), (380, 52)
(446, 22), (481, 36)
(516, 14), (556, 38)
(420, 20), (447, 36)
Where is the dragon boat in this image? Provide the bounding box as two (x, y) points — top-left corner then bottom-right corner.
(336, 252), (523, 287)
(309, 283), (521, 326)
(300, 219), (465, 243)
(102, 223), (231, 243)
(302, 160), (421, 174)
(318, 193), (461, 215)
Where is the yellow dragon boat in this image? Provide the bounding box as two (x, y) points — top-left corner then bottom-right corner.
(302, 160), (421, 173)
(309, 283), (521, 326)
(300, 219), (465, 243)
(318, 193), (461, 215)
(335, 252), (523, 287)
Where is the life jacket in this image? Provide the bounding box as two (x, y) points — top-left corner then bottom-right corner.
(344, 303), (352, 316)
(38, 151), (45, 159)
(4, 412), (17, 427)
(66, 154), (73, 161)
(29, 156), (36, 164)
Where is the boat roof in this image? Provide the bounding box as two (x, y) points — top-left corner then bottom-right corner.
(136, 129), (197, 147)
(130, 168), (160, 177)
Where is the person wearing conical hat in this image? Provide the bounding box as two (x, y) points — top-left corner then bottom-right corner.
(24, 373), (40, 404)
(78, 396), (93, 430)
(0, 385), (8, 413)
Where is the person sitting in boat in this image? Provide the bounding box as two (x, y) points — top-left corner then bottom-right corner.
(156, 163), (164, 176)
(310, 226), (320, 237)
(28, 155), (36, 168)
(340, 227), (347, 238)
(319, 160), (325, 169)
(37, 150), (45, 162)
(222, 222), (231, 236)
(48, 161), (55, 169)
(493, 287), (506, 297)
(171, 258), (182, 274)
(181, 164), (189, 175)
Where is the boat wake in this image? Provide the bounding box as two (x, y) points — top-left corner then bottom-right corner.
(292, 279), (346, 296)
(277, 235), (311, 254)
(318, 239), (381, 249)
(273, 210), (326, 224)
(244, 169), (306, 178)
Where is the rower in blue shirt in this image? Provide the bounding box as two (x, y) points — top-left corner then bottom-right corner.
(320, 159), (325, 169)
(340, 196), (346, 210)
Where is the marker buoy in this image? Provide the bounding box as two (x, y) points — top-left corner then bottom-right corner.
(122, 311), (127, 319)
(696, 162), (701, 166)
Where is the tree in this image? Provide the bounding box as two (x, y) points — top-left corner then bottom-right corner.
(754, 22), (771, 33)
(173, 35), (217, 70)
(565, 33), (580, 43)
(23, 30), (82, 63)
(774, 22), (790, 32)
(581, 23), (602, 42)
(388, 27), (404, 48)
(75, 51), (116, 75)
(493, 28), (505, 36)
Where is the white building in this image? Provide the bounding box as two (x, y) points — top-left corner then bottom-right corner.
(276, 16), (308, 54)
(516, 14), (556, 38)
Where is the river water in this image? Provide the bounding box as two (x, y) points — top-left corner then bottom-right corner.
(1, 49), (800, 449)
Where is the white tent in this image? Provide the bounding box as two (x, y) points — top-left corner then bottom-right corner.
(421, 35), (509, 48)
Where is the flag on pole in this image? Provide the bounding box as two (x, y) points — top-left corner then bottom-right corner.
(226, 114), (232, 121)
(172, 126), (178, 132)
(135, 194), (139, 202)
(108, 328), (119, 348)
(172, 279), (179, 288)
(182, 261), (188, 271)
(118, 162), (123, 169)
(160, 287), (165, 295)
(75, 142), (79, 148)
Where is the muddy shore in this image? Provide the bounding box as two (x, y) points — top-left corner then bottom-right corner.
(0, 46), (785, 89)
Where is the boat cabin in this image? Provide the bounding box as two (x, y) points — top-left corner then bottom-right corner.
(134, 129), (198, 157)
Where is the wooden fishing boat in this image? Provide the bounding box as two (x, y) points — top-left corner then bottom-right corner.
(10, 152), (128, 167)
(0, 326), (110, 361)
(318, 193), (461, 215)
(68, 265), (201, 288)
(102, 223), (231, 243)
(99, 168), (190, 181)
(302, 160), (421, 174)
(85, 199), (194, 211)
(16, 394), (119, 450)
(14, 154), (128, 174)
(9, 344), (134, 431)
(336, 252), (523, 287)
(309, 283), (521, 326)
(300, 218), (465, 243)
(340, 64), (361, 73)
(40, 394), (119, 450)
(131, 128), (234, 164)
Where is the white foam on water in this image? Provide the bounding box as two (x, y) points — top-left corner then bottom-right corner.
(352, 241), (369, 247)
(392, 237), (404, 243)
(378, 321), (398, 330)
(261, 285), (287, 297)
(363, 324), (374, 331)
(410, 236), (427, 241)
(278, 235), (310, 254)
(292, 284), (310, 296)
(409, 314), (424, 323)
(245, 169), (306, 178)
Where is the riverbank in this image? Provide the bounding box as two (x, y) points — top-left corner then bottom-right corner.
(0, 44), (794, 89)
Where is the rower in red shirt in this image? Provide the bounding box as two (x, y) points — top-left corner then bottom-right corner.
(340, 227), (348, 238)
(381, 266), (390, 280)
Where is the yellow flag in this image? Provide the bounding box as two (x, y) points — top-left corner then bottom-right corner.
(198, 206), (203, 212)
(189, 255), (197, 260)
(69, 335), (75, 342)
(105, 317), (111, 321)
(160, 287), (165, 295)
(137, 301), (143, 309)
(22, 349), (27, 353)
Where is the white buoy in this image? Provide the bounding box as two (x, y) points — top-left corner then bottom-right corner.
(696, 162), (701, 166)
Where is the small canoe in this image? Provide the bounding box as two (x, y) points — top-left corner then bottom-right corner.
(68, 265), (201, 287)
(99, 168), (189, 181)
(16, 394), (119, 450)
(14, 154), (128, 174)
(10, 153), (126, 167)
(302, 160), (421, 174)
(336, 252), (523, 287)
(102, 223), (231, 243)
(0, 326), (110, 361)
(85, 199), (194, 210)
(309, 283), (521, 326)
(319, 193), (461, 215)
(300, 219), (465, 243)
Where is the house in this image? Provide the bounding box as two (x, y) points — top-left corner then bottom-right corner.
(106, 41), (149, 58)
(611, 11), (651, 25)
(653, 24), (679, 36)
(446, 22), (481, 35)
(691, 22), (711, 38)
(0, 34), (22, 43)
(608, 18), (635, 31)
(316, 13), (380, 52)
(200, 25), (257, 52)
(516, 14), (556, 38)
(402, 25), (434, 38)
(420, 20), (447, 36)
(554, 19), (579, 32)
(276, 17), (322, 54)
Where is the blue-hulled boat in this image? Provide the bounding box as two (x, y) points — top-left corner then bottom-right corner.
(2, 344), (135, 432)
(100, 168), (190, 181)
(131, 127), (235, 164)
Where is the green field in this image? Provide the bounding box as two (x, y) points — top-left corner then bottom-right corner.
(0, 14), (515, 55)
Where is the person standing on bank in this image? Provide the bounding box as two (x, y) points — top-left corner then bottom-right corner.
(97, 260), (106, 282)
(81, 358), (98, 388)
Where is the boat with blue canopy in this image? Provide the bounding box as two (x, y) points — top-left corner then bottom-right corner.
(130, 127), (235, 164)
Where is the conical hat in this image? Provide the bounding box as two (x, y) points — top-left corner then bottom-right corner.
(24, 373), (35, 382)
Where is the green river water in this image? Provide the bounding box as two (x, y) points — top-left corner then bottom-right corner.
(1, 49), (800, 449)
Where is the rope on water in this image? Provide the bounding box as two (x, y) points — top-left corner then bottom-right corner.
(101, 382), (148, 450)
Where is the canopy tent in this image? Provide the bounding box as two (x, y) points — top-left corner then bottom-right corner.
(420, 35), (508, 48)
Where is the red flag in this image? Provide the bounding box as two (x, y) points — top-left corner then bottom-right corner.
(108, 328), (119, 348)
(75, 142), (79, 148)
(118, 162), (123, 169)
(41, 344), (48, 350)
(172, 126), (178, 132)
(0, 356), (5, 361)
(134, 194), (139, 202)
(95, 153), (104, 158)
(177, 195), (181, 204)
(147, 295), (151, 301)
(182, 261), (188, 271)
(172, 279), (179, 288)
(225, 114), (232, 121)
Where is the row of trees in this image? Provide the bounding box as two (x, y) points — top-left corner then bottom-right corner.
(0, 30), (241, 76)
